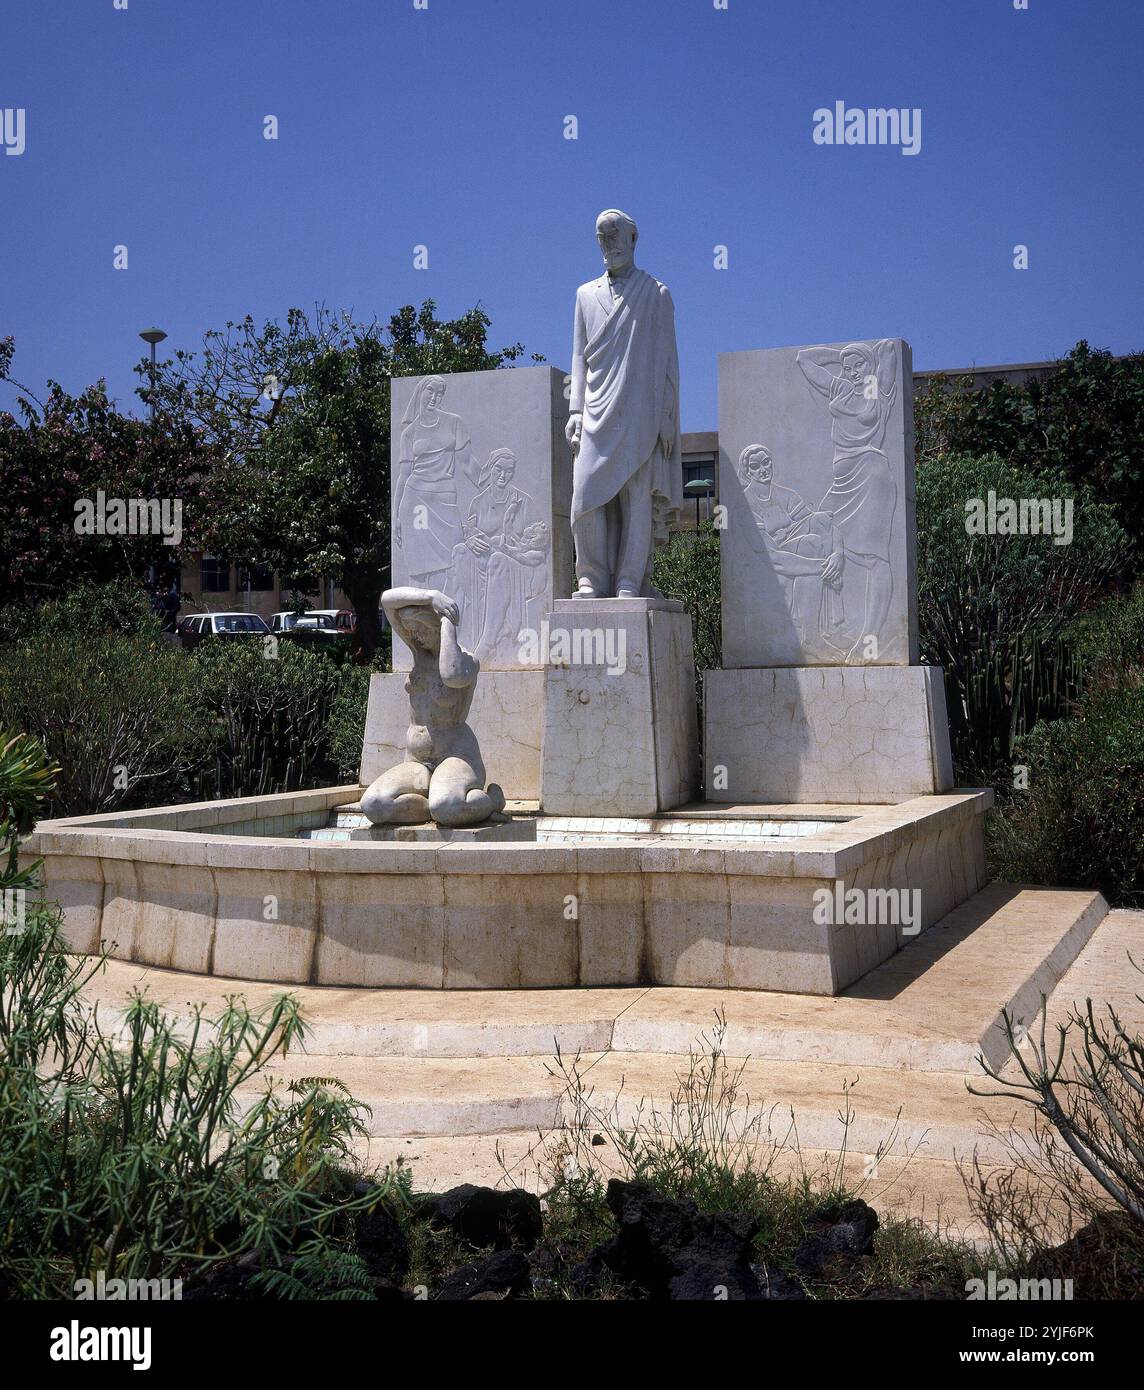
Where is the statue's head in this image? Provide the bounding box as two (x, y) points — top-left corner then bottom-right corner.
(840, 345), (874, 387)
(418, 375), (447, 412)
(399, 605), (442, 654)
(481, 447), (517, 489)
(401, 375), (447, 428)
(738, 443), (773, 485)
(596, 209), (637, 274)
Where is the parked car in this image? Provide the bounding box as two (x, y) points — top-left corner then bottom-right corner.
(178, 612), (271, 650)
(306, 608), (356, 635)
(269, 610), (353, 646)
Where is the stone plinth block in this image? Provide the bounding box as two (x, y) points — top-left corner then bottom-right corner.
(718, 340), (917, 668)
(704, 666), (953, 804)
(390, 365), (573, 673)
(360, 670), (543, 802)
(541, 598), (699, 816)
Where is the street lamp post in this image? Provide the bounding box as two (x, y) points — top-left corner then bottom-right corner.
(683, 477), (715, 530)
(138, 327), (167, 422)
(139, 329), (167, 590)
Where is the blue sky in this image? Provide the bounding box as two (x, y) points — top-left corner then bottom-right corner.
(1, 0), (1140, 430)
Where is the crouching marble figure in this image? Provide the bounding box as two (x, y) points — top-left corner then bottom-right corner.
(360, 587), (505, 828)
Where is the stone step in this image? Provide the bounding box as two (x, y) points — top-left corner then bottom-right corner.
(72, 897), (1142, 1240)
(251, 1051), (571, 1137)
(84, 963), (640, 1057)
(1007, 906), (1144, 1077)
(615, 884), (1108, 1073)
(82, 885), (1105, 1071)
(241, 1047), (1023, 1163)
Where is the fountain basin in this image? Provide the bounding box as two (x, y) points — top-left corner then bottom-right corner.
(24, 785), (991, 995)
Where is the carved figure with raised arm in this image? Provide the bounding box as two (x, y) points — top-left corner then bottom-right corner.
(360, 587), (505, 827)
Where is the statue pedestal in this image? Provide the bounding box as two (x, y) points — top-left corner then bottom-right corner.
(703, 665), (954, 803)
(540, 597), (699, 816)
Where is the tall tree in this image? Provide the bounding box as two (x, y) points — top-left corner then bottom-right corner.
(152, 302), (535, 659)
(915, 340), (1144, 578)
(0, 337), (206, 603)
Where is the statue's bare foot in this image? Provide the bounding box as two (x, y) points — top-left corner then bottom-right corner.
(431, 783), (506, 828)
(361, 789), (431, 825)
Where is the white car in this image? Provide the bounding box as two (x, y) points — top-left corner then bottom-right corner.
(269, 609), (354, 638)
(178, 612), (271, 649)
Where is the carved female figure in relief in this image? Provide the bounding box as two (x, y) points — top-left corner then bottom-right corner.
(796, 340), (898, 660)
(360, 587), (505, 828)
(392, 377), (478, 590)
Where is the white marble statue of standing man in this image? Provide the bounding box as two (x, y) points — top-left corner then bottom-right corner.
(566, 209), (683, 598)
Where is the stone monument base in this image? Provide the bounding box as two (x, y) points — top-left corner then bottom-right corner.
(541, 598), (699, 816)
(704, 665), (954, 804)
(361, 670), (544, 801)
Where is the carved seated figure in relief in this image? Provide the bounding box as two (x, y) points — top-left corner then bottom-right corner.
(360, 587), (506, 828)
(447, 448), (550, 662)
(737, 443), (847, 659)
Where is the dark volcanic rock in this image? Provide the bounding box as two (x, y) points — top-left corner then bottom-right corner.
(572, 1179), (763, 1300)
(438, 1249), (532, 1301)
(355, 1200), (410, 1281)
(668, 1261), (761, 1301)
(749, 1263), (809, 1300)
(528, 1238), (578, 1289)
(794, 1198), (879, 1277)
(372, 1277), (409, 1302)
(419, 1184), (543, 1252)
(181, 1250), (268, 1301)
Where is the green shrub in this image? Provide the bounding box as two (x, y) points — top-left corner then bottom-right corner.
(987, 681), (1144, 906)
(943, 633), (1085, 783)
(917, 451), (1127, 777)
(653, 522), (721, 708)
(1066, 580), (1144, 688)
(325, 663), (372, 783)
(917, 451), (1127, 668)
(0, 632), (208, 817)
(915, 341), (1144, 574)
(0, 909), (388, 1298)
(0, 578), (162, 647)
(187, 640), (347, 799)
(0, 728), (56, 896)
(0, 592), (367, 813)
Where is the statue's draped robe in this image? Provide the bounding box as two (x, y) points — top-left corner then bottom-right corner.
(570, 268), (682, 542)
(818, 358), (898, 563)
(397, 411), (471, 577)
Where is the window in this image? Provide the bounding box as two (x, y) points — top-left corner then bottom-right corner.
(683, 459), (716, 489)
(239, 563), (274, 592)
(212, 614), (268, 634)
(201, 556), (230, 593)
